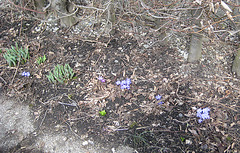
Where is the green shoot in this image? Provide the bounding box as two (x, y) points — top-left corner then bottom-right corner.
(46, 64), (74, 84)
(180, 137), (185, 142)
(3, 42), (29, 67)
(99, 110), (106, 116)
(37, 55), (46, 65)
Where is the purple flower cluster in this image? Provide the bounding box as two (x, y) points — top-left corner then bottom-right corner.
(116, 78), (131, 90)
(22, 71), (30, 77)
(155, 95), (164, 105)
(196, 107), (210, 123)
(98, 76), (106, 83)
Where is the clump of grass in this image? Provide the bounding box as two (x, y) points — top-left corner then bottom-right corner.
(47, 64), (74, 84)
(3, 42), (29, 67)
(37, 55), (46, 65)
(124, 131), (156, 151)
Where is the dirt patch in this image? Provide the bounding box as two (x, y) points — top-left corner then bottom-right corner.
(0, 96), (34, 151)
(0, 8), (240, 153)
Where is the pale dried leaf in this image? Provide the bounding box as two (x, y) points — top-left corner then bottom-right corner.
(230, 122), (235, 127)
(188, 129), (198, 136)
(195, 0), (202, 5)
(35, 73), (42, 79)
(215, 2), (220, 14)
(228, 30), (240, 36)
(226, 11), (234, 21)
(208, 28), (212, 36)
(209, 2), (214, 13)
(95, 48), (101, 52)
(221, 1), (232, 12)
(125, 54), (130, 62)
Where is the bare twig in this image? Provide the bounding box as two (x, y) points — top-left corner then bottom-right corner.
(58, 102), (77, 107)
(0, 77), (7, 85)
(39, 109), (48, 128)
(195, 14), (240, 34)
(10, 60), (20, 85)
(7, 0), (45, 14)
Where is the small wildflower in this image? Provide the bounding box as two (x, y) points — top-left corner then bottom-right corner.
(196, 107), (210, 123)
(120, 85), (127, 89)
(22, 71), (30, 77)
(125, 85), (130, 90)
(116, 78), (131, 90)
(98, 76), (106, 83)
(116, 80), (121, 85)
(155, 95), (162, 100)
(121, 80), (126, 86)
(156, 95), (164, 105)
(126, 78), (131, 85)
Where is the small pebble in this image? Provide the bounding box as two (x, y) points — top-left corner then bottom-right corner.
(82, 141), (88, 146)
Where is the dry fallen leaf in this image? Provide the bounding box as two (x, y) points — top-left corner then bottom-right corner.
(189, 129), (198, 136)
(221, 1), (232, 12)
(215, 2), (220, 14)
(226, 11), (234, 21)
(209, 2), (214, 13)
(35, 73), (42, 78)
(195, 0), (202, 5)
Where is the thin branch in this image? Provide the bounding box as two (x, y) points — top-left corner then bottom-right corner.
(195, 14), (240, 34)
(39, 109), (48, 128)
(139, 0), (179, 19)
(10, 60), (20, 85)
(0, 77), (7, 85)
(7, 0), (45, 14)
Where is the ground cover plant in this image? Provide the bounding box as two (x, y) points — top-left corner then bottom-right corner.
(36, 55), (46, 65)
(3, 42), (29, 67)
(46, 64), (75, 84)
(0, 0), (240, 152)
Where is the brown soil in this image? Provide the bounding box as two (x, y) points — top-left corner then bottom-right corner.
(0, 9), (240, 153)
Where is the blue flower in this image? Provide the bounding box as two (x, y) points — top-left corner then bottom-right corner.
(126, 78), (131, 85)
(196, 107), (210, 123)
(156, 94), (164, 105)
(125, 85), (130, 90)
(22, 71), (30, 77)
(98, 76), (105, 83)
(116, 80), (121, 85)
(120, 85), (127, 89)
(116, 78), (131, 90)
(121, 80), (126, 85)
(155, 95), (162, 100)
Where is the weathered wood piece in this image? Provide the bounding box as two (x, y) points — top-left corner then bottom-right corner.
(187, 33), (203, 62)
(187, 7), (203, 62)
(232, 48), (240, 77)
(51, 0), (77, 27)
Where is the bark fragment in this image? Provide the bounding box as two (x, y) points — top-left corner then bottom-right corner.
(232, 48), (240, 77)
